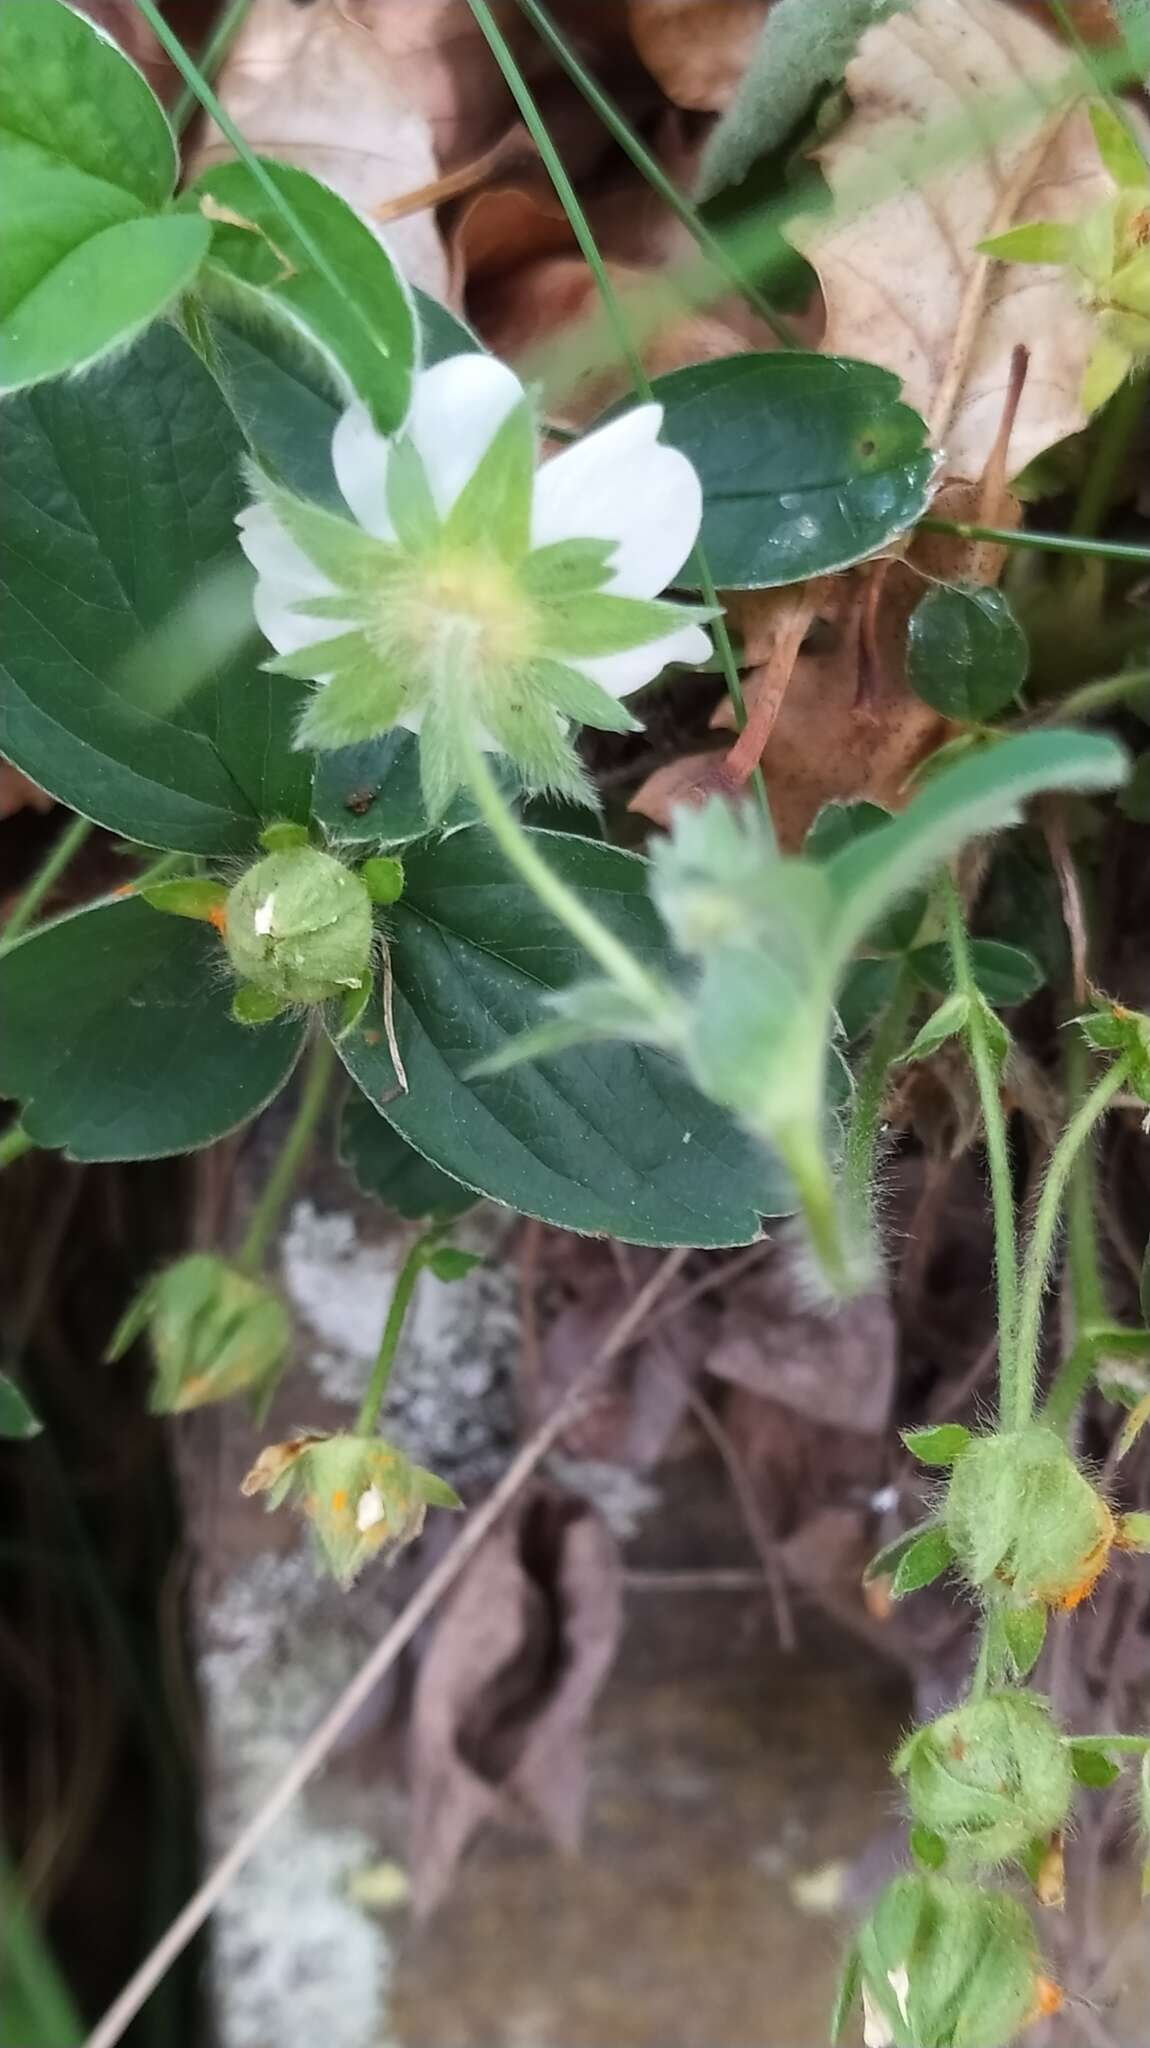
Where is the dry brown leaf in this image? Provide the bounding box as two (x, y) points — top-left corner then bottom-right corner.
(449, 177), (573, 304)
(184, 0), (535, 298)
(408, 1488), (621, 1917)
(627, 0), (769, 112)
(708, 1285), (896, 1436)
(0, 767), (54, 822)
(794, 0), (1113, 482)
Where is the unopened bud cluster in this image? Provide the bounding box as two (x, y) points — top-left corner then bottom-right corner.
(848, 1874), (1057, 2048)
(106, 1253), (291, 1413)
(894, 1694), (1072, 1870)
(944, 1425), (1114, 1612)
(242, 1429), (460, 1586)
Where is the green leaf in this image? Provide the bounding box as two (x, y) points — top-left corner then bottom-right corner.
(0, 1373), (42, 1440)
(803, 801), (926, 951)
(340, 1097), (477, 1222)
(412, 1467), (464, 1511)
(900, 991), (970, 1062)
(901, 1423), (972, 1467)
(333, 824), (793, 1246)
(823, 732), (1128, 968)
(1077, 1001), (1150, 1099)
(1003, 1603), (1047, 1679)
(1089, 101), (1150, 190)
(837, 956), (900, 1042)
(829, 1946), (861, 2046)
(1, 214), (211, 396)
(312, 729), (518, 847)
(0, 897), (304, 1159)
(188, 159), (416, 433)
(906, 583), (1029, 721)
(908, 939), (1044, 1008)
(642, 354), (933, 588)
(891, 1525), (956, 1597)
(0, 0), (209, 391)
(209, 289), (480, 505)
(0, 324), (310, 852)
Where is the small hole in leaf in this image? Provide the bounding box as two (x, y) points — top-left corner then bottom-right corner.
(858, 436), (877, 458)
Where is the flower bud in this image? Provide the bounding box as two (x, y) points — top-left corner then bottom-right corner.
(242, 1430), (461, 1586)
(225, 846), (374, 1007)
(107, 1253), (292, 1413)
(945, 1426), (1114, 1610)
(894, 1694), (1073, 1869)
(854, 1874), (1046, 2048)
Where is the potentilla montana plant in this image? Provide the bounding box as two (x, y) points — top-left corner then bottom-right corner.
(1, 6), (1149, 2045)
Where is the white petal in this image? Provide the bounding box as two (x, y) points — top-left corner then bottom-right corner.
(356, 1486), (386, 1533)
(237, 502), (332, 595)
(532, 406), (703, 599)
(332, 407), (395, 539)
(408, 353), (526, 515)
(569, 621), (712, 701)
(252, 580), (346, 665)
(254, 894), (276, 936)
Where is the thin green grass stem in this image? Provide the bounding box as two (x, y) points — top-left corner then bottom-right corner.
(236, 1030), (337, 1274)
(354, 1233), (434, 1435)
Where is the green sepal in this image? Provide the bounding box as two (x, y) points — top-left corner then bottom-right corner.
(249, 470), (401, 588)
(902, 1423), (973, 1468)
(294, 653), (412, 750)
(361, 856), (405, 905)
(828, 1946), (860, 2045)
(442, 399), (535, 560)
(864, 1518), (941, 1586)
(892, 1525), (956, 1598)
(1002, 1602), (1047, 1679)
(1069, 1742), (1122, 1789)
(331, 975), (373, 1041)
(979, 221), (1077, 265)
(0, 1372), (43, 1440)
(521, 537), (616, 600)
(529, 658), (644, 735)
(232, 985), (290, 1027)
(1119, 1509), (1150, 1550)
(424, 1246), (483, 1283)
(1088, 101), (1150, 194)
(104, 1276), (158, 1361)
(386, 434), (440, 552)
(142, 879), (227, 923)
(412, 1466), (464, 1510)
(1075, 999), (1150, 1100)
(539, 591), (714, 661)
(909, 1826), (948, 1873)
(260, 821), (311, 852)
(901, 991), (970, 1062)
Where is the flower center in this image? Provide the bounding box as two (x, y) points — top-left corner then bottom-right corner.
(398, 548), (536, 676)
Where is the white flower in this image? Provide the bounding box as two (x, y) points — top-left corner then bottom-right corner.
(237, 352), (710, 817)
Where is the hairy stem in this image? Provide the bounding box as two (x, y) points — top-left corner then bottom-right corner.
(236, 1030), (337, 1274)
(456, 718), (668, 1019)
(842, 960), (920, 1226)
(1014, 1054), (1130, 1429)
(918, 519), (1150, 567)
(353, 1233), (435, 1436)
(942, 877), (1019, 1406)
(465, 0), (775, 840)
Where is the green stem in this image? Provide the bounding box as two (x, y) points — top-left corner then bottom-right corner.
(131, 851), (186, 892)
(353, 1233), (434, 1435)
(132, 0), (384, 355)
(457, 718), (668, 1017)
(917, 519), (1150, 567)
(943, 878), (1019, 1403)
(1069, 369), (1148, 541)
(1042, 1033), (1110, 1437)
(1014, 1054), (1130, 1430)
(2, 814), (93, 946)
(841, 960), (919, 1224)
(514, 0), (797, 348)
(170, 0), (253, 136)
(236, 1031), (337, 1274)
(0, 1126), (34, 1174)
(1038, 665), (1150, 726)
(465, 0), (775, 841)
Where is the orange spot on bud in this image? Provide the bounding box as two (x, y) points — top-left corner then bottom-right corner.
(330, 1488), (349, 1514)
(208, 903), (228, 935)
(1029, 1976), (1063, 2024)
(112, 883), (134, 899)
